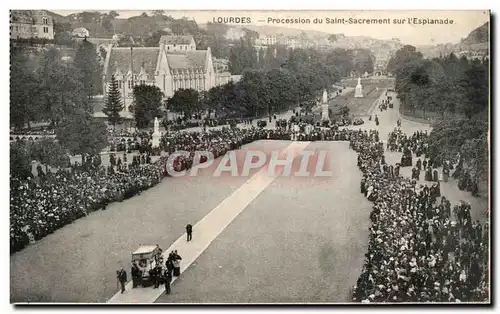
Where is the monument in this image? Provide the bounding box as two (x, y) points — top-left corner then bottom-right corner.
(321, 89), (329, 120)
(354, 77), (363, 98)
(152, 117), (161, 148)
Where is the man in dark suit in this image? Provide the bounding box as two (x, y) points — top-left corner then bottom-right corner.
(186, 224), (193, 242)
(164, 268), (172, 295)
(117, 267), (127, 293)
(151, 266), (160, 289)
(131, 262), (140, 288)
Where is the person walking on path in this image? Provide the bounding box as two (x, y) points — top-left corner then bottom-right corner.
(117, 267), (127, 294)
(164, 268), (172, 295)
(131, 262), (141, 288)
(166, 253), (174, 276)
(186, 224), (193, 242)
(172, 250), (182, 277)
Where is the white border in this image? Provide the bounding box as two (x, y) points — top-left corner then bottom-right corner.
(2, 1), (497, 314)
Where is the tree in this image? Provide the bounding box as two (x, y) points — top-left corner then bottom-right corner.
(228, 38), (258, 74)
(257, 48), (265, 69)
(103, 75), (123, 128)
(10, 50), (40, 129)
(152, 10), (165, 16)
(74, 38), (103, 98)
(459, 60), (488, 118)
(53, 22), (74, 46)
(242, 28), (259, 43)
(54, 30), (74, 46)
(144, 30), (170, 47)
(108, 10), (119, 19)
(10, 142), (33, 179)
(328, 34), (338, 43)
(101, 17), (114, 35)
(32, 138), (69, 171)
(263, 47), (279, 69)
(99, 46), (107, 62)
(55, 109), (108, 163)
(133, 85), (163, 129)
(36, 48), (88, 125)
(167, 88), (200, 118)
(353, 49), (374, 74)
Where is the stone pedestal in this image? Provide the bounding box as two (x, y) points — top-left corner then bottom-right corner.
(354, 84), (363, 98)
(321, 103), (329, 120)
(152, 131), (161, 148)
(354, 77), (363, 98)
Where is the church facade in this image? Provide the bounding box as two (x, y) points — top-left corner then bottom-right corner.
(101, 35), (240, 113)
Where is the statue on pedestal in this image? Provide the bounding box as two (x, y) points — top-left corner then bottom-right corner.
(153, 117), (160, 134)
(152, 117), (161, 149)
(321, 89), (329, 120)
(354, 77), (363, 98)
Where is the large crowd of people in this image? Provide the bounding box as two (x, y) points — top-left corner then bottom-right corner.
(350, 129), (488, 302)
(9, 124), (363, 253)
(10, 128), (55, 136)
(10, 117), (489, 302)
(10, 127), (276, 253)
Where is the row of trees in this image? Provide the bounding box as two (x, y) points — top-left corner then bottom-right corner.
(101, 47), (348, 130)
(167, 48), (346, 120)
(388, 45), (489, 183)
(229, 39), (374, 76)
(388, 45), (488, 118)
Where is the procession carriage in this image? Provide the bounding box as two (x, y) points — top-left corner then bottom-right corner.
(131, 245), (163, 286)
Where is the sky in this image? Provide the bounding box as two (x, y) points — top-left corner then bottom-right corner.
(53, 10), (489, 46)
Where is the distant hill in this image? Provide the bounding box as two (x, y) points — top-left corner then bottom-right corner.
(45, 10), (67, 23)
(231, 24), (330, 38)
(461, 22), (489, 45)
(416, 22), (489, 58)
(45, 11), (400, 57)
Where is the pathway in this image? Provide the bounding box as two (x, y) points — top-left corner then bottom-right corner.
(107, 141), (311, 303)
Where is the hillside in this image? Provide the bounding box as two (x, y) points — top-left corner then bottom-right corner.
(45, 10), (67, 23)
(48, 11), (400, 50)
(416, 22), (489, 58)
(232, 24), (330, 38)
(461, 22), (489, 45)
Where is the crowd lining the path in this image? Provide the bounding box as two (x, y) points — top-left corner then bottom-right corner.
(10, 122), (489, 302)
(351, 128), (488, 302)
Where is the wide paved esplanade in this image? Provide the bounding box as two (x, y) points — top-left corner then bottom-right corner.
(10, 9), (490, 304)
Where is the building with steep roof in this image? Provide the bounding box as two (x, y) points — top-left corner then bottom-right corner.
(10, 10), (54, 40)
(101, 38), (240, 115)
(159, 35), (196, 52)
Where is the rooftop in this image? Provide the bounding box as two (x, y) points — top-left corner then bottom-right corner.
(159, 35), (194, 46)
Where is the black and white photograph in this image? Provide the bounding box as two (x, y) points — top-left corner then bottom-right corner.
(8, 8), (490, 304)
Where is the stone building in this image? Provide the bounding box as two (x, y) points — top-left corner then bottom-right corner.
(159, 35), (196, 52)
(101, 35), (240, 113)
(10, 10), (54, 40)
(72, 27), (90, 38)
